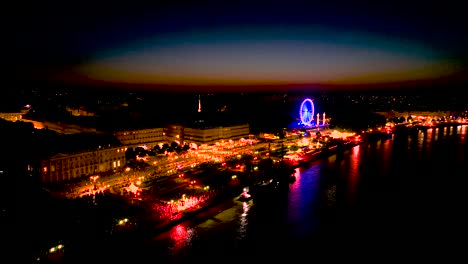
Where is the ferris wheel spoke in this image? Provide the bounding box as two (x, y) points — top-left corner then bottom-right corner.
(300, 98), (314, 125)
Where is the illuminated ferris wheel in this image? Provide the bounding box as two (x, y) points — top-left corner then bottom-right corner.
(300, 98), (314, 125)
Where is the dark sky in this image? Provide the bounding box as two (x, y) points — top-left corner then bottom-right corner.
(6, 0), (468, 93)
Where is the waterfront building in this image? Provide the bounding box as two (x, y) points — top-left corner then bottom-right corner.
(375, 110), (454, 122)
(40, 146), (126, 184)
(0, 110), (27, 122)
(184, 123), (250, 146)
(113, 127), (164, 148)
(164, 124), (185, 144)
(162, 123), (250, 146)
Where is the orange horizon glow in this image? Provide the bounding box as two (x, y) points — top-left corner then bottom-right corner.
(48, 69), (462, 93)
(47, 26), (459, 92)
(74, 56), (454, 89)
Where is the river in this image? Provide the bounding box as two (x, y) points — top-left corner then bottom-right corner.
(63, 125), (467, 263)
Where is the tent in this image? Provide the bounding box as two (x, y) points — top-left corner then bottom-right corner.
(126, 182), (140, 194)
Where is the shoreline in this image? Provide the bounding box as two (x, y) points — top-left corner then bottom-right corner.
(113, 132), (392, 234)
(36, 130), (394, 262)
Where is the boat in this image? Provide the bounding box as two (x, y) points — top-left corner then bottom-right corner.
(237, 187), (253, 202)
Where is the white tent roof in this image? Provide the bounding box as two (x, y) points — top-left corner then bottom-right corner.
(126, 183), (140, 194)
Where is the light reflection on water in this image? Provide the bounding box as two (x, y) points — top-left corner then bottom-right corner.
(236, 201), (250, 240)
(140, 126), (467, 262)
(346, 145), (360, 206)
(426, 128), (433, 143)
(167, 224), (195, 255)
(286, 164), (321, 239)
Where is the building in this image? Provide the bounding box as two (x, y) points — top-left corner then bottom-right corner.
(164, 124), (184, 144)
(41, 146), (127, 184)
(0, 112), (25, 122)
(183, 123), (250, 146)
(113, 127), (164, 148)
(375, 110), (454, 122)
(21, 119), (99, 134)
(65, 106), (96, 117)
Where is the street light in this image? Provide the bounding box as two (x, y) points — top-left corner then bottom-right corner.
(90, 175), (99, 190)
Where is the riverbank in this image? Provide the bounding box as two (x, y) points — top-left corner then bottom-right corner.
(35, 130), (395, 263)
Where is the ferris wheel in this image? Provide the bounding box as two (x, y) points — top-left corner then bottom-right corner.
(299, 98), (314, 125)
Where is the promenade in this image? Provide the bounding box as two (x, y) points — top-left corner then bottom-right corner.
(49, 127), (402, 200)
(52, 138), (265, 199)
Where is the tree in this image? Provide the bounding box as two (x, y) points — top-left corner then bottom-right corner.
(175, 145), (183, 154)
(153, 144), (161, 152)
(154, 144), (165, 154)
(125, 147), (136, 160)
(182, 144), (190, 152)
(289, 145), (299, 152)
(162, 143), (170, 151)
(135, 147), (146, 156)
(170, 141), (179, 150)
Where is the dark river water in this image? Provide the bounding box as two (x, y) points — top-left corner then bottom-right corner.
(63, 125), (468, 263)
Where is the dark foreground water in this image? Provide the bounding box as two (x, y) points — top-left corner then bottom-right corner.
(47, 125), (468, 263)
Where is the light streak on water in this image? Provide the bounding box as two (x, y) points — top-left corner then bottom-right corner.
(237, 201), (251, 240)
(168, 224), (195, 254)
(286, 165), (321, 239)
(140, 127), (468, 262)
(347, 145), (361, 206)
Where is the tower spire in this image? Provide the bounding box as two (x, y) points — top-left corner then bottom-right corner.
(198, 94), (201, 113)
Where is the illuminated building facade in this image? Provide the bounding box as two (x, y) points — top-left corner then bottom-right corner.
(115, 124), (250, 146)
(164, 125), (184, 144)
(65, 106), (96, 117)
(113, 127), (164, 147)
(20, 119), (99, 134)
(0, 112), (24, 122)
(184, 123), (250, 145)
(375, 111), (453, 121)
(41, 146), (126, 184)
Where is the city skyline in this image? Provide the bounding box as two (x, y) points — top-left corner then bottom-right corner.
(3, 3), (467, 261)
(7, 1), (468, 94)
